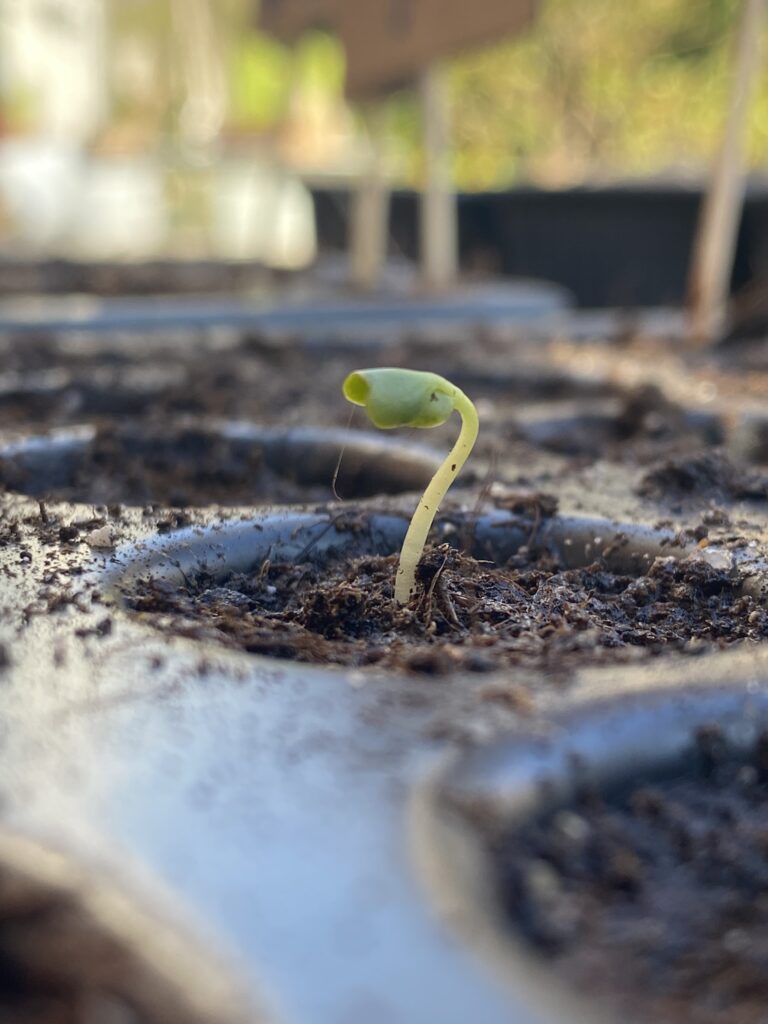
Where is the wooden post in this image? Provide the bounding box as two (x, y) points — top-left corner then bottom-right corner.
(418, 63), (458, 292)
(349, 106), (390, 290)
(169, 0), (227, 148)
(687, 0), (766, 345)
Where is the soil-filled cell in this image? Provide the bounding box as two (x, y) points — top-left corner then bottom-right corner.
(121, 509), (768, 677)
(0, 424), (441, 507)
(490, 726), (768, 1024)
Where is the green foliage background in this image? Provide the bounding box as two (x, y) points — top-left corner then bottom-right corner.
(449, 0), (768, 187)
(227, 0), (768, 187)
(104, 0), (768, 188)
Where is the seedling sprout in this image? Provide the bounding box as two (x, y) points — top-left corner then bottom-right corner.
(343, 367), (479, 605)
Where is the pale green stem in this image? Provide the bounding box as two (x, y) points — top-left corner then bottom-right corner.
(395, 389), (479, 605)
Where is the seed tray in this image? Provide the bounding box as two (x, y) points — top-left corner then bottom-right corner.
(0, 306), (767, 1022)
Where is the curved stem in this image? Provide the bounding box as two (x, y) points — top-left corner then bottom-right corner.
(394, 388), (479, 605)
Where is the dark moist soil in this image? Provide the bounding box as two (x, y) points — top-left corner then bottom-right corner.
(3, 310), (768, 468)
(638, 450), (768, 502)
(490, 726), (768, 1024)
(2, 324), (767, 496)
(0, 257), (266, 296)
(127, 541), (768, 676)
(0, 329), (616, 433)
(509, 385), (723, 465)
(0, 424), (352, 508)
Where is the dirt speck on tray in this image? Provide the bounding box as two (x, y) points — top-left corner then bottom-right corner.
(126, 542), (768, 676)
(490, 726), (768, 1024)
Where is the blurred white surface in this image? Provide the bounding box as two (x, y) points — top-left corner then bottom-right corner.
(69, 156), (169, 260)
(0, 137), (83, 248)
(0, 141), (316, 266)
(0, 0), (108, 141)
(210, 160), (316, 267)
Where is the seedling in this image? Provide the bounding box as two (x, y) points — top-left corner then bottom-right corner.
(343, 367), (479, 605)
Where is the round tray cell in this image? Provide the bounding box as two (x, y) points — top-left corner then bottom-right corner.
(509, 393), (723, 459)
(110, 507), (768, 677)
(416, 682), (768, 1024)
(438, 367), (620, 404)
(0, 365), (189, 427)
(0, 423), (441, 507)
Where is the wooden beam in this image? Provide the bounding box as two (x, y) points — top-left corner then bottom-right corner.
(418, 63), (458, 292)
(687, 0), (766, 345)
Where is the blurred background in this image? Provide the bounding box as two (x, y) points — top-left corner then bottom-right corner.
(0, 0), (766, 302)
